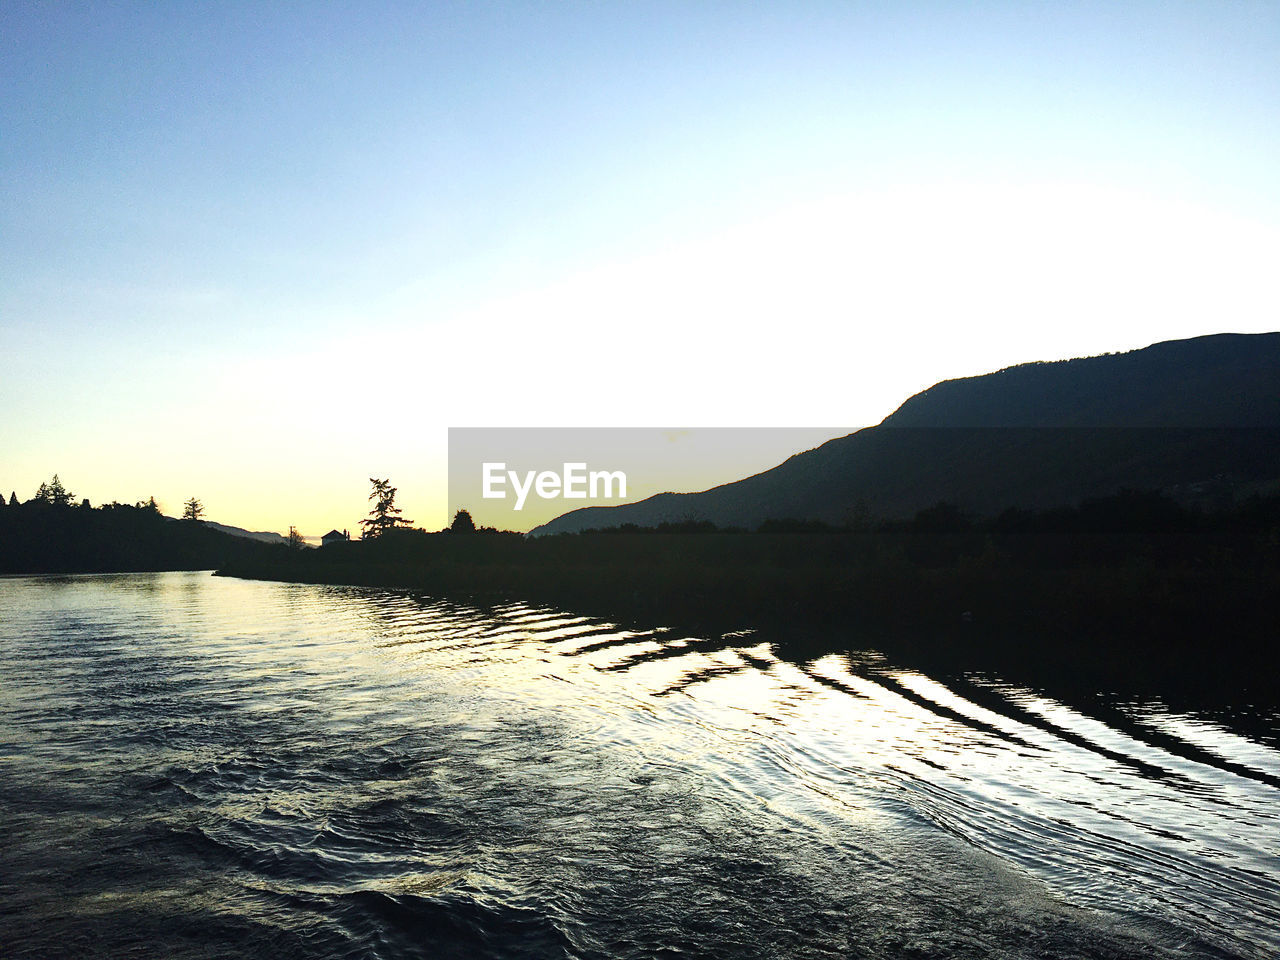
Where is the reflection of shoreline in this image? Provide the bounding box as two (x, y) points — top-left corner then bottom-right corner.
(216, 530), (1280, 706)
(6, 571), (1277, 960)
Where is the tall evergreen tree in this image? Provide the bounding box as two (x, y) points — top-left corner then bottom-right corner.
(360, 478), (412, 538)
(35, 474), (74, 507)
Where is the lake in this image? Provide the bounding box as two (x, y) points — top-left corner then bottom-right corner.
(1, 571), (1277, 958)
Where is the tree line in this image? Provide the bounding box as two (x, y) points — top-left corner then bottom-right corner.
(0, 475), (294, 574)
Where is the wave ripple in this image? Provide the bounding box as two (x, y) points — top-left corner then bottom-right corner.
(1, 572), (1276, 959)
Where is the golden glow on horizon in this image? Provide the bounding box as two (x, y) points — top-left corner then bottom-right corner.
(5, 182), (1277, 536)
(5, 3), (1278, 541)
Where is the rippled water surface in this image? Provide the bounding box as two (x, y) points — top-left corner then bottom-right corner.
(2, 572), (1278, 959)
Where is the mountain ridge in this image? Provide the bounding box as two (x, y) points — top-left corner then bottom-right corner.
(162, 516), (289, 545)
(532, 333), (1280, 534)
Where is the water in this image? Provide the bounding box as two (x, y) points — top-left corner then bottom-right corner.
(1, 571), (1277, 959)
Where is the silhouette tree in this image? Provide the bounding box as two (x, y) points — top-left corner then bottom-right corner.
(287, 525), (306, 548)
(182, 497), (204, 522)
(450, 508), (476, 533)
(8, 492), (16, 508)
(35, 474), (74, 507)
(360, 478), (412, 538)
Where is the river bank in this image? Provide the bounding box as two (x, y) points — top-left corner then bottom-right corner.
(216, 530), (1280, 702)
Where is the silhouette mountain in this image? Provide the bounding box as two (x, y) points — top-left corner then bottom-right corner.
(171, 518), (288, 545)
(533, 333), (1280, 534)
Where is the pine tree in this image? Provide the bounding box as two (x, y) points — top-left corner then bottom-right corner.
(35, 474), (74, 507)
(360, 478), (412, 538)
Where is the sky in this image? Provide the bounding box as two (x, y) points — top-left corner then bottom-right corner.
(3, 1), (1278, 536)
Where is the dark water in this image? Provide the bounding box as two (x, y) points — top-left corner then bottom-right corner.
(1, 572), (1277, 959)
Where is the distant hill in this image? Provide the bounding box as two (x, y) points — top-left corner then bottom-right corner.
(533, 333), (1280, 534)
(189, 520), (288, 545)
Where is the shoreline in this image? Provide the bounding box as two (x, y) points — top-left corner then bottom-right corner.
(215, 540), (1280, 705)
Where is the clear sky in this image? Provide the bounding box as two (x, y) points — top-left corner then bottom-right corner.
(3, 1), (1278, 536)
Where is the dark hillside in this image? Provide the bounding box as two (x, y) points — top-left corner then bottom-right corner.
(535, 334), (1280, 533)
(0, 499), (293, 574)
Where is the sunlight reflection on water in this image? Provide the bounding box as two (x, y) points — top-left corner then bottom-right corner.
(1, 571), (1276, 959)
